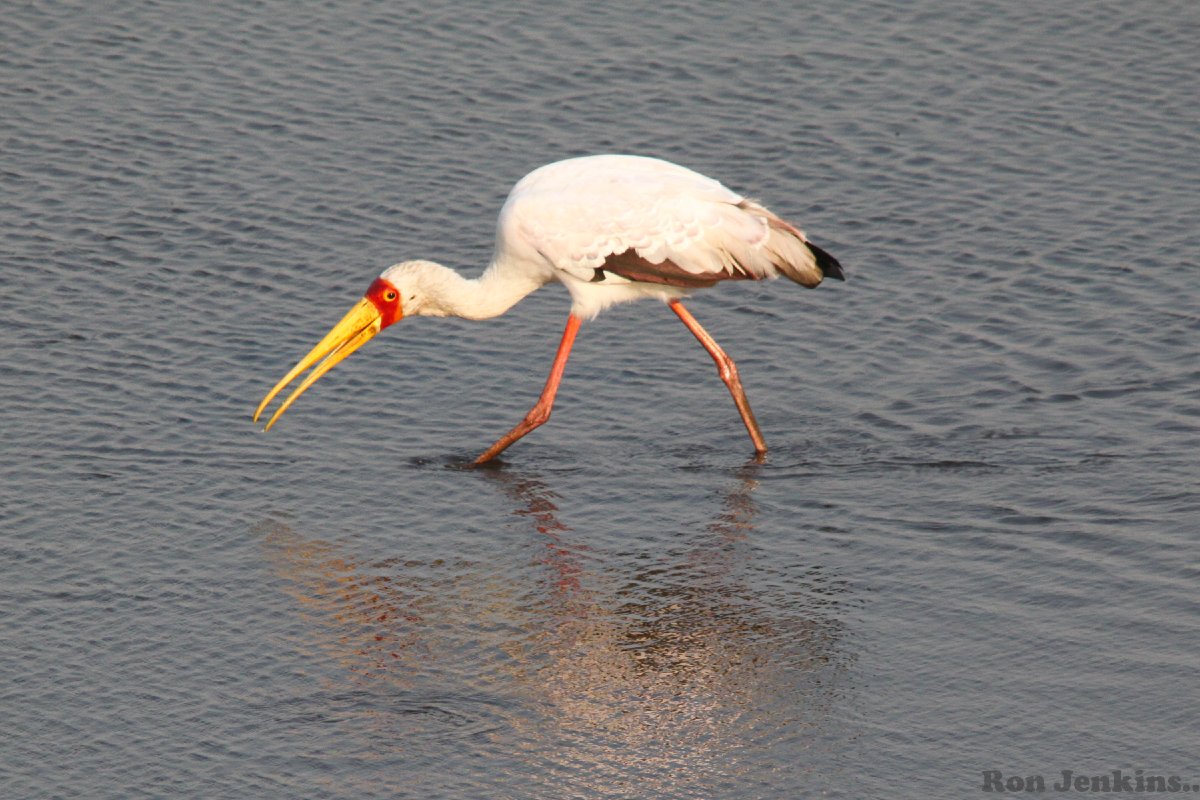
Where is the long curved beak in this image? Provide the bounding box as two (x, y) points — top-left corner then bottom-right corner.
(253, 297), (383, 431)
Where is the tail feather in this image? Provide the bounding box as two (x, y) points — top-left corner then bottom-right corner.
(738, 200), (844, 287)
(806, 240), (845, 281)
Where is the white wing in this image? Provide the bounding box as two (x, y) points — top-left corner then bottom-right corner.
(493, 154), (831, 289)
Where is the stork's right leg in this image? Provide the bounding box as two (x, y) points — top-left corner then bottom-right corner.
(668, 299), (768, 454)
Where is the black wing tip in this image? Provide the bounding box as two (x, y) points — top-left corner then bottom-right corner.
(807, 241), (845, 281)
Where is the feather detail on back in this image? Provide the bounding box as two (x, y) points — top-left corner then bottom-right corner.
(590, 199), (844, 290)
(492, 155), (843, 314)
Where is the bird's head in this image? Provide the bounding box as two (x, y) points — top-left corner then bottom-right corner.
(252, 260), (441, 431)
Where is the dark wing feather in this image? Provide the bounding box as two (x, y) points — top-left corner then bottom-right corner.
(598, 248), (755, 289)
(805, 240), (845, 281)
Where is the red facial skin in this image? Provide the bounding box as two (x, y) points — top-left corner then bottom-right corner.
(365, 277), (404, 328)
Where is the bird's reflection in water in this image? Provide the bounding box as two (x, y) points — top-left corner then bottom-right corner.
(262, 462), (853, 794)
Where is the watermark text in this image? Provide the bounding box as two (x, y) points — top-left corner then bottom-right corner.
(982, 770), (1198, 793)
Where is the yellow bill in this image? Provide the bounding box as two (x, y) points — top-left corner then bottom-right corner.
(253, 297), (383, 431)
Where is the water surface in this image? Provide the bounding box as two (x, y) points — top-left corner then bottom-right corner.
(2, 2), (1197, 798)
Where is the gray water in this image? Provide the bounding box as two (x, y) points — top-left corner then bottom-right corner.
(3, 2), (1197, 798)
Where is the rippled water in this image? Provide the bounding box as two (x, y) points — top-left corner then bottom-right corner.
(3, 1), (1197, 798)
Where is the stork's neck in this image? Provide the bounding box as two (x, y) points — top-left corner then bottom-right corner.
(421, 259), (545, 320)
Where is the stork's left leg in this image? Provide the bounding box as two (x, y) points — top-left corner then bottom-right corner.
(669, 299), (768, 454)
(475, 314), (582, 464)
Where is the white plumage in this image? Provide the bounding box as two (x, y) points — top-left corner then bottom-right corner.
(255, 154), (843, 462)
(490, 155), (835, 318)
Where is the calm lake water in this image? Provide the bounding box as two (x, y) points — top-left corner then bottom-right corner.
(3, 1), (1197, 798)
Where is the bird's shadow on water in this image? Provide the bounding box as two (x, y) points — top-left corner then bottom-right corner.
(258, 453), (856, 790)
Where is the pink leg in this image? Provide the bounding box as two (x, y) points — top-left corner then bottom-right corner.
(475, 314), (582, 464)
(669, 299), (768, 454)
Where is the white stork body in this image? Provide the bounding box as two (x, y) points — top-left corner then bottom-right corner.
(254, 155), (843, 462)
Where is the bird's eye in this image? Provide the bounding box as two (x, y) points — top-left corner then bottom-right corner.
(384, 290), (397, 301)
